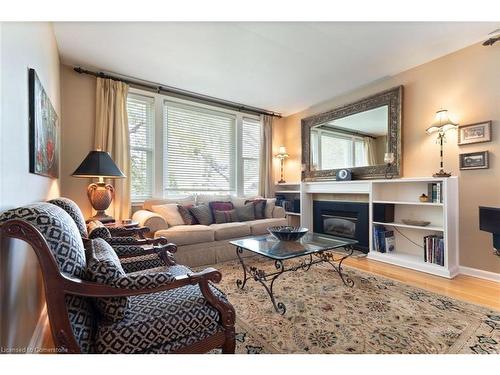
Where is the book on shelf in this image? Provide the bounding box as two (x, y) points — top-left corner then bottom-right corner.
(427, 182), (443, 203)
(373, 225), (395, 253)
(423, 235), (444, 266)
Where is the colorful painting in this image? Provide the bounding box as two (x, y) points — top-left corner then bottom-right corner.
(29, 68), (59, 178)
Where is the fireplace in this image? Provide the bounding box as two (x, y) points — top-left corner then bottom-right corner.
(313, 201), (369, 253)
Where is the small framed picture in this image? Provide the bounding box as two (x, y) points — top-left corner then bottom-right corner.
(458, 121), (492, 145)
(459, 151), (489, 170)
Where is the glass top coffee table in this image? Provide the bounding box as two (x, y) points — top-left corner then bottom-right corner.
(230, 233), (359, 314)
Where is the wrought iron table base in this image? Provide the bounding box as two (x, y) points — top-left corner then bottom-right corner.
(235, 246), (355, 314)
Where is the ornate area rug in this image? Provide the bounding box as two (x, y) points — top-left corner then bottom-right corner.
(206, 258), (500, 354)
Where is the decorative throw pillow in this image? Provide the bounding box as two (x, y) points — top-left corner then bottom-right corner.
(189, 204), (214, 226)
(209, 201), (234, 218)
(177, 204), (196, 225)
(235, 203), (255, 221)
(85, 238), (130, 322)
(151, 203), (185, 226)
(264, 198), (276, 218)
(245, 199), (267, 219)
(214, 209), (239, 224)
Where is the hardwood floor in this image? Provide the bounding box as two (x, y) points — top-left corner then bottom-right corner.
(40, 257), (500, 351)
(344, 256), (500, 311)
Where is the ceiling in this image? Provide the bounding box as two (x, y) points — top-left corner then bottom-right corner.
(53, 22), (497, 116)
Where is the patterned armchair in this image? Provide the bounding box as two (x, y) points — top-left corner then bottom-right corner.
(0, 203), (236, 354)
(47, 198), (172, 259)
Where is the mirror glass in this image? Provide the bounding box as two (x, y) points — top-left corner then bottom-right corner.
(309, 105), (389, 171)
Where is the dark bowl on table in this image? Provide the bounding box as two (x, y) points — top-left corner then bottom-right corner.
(267, 226), (309, 241)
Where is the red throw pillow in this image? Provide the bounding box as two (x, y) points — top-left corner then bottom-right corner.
(208, 201), (234, 218)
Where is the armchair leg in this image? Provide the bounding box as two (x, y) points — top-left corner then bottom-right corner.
(222, 327), (236, 354)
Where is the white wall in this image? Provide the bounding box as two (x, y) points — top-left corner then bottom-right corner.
(0, 22), (61, 350)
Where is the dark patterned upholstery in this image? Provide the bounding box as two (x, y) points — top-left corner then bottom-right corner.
(86, 239), (131, 322)
(94, 283), (225, 354)
(0, 203), (95, 353)
(48, 197), (88, 238)
(87, 220), (112, 240)
(120, 253), (166, 273)
(112, 245), (151, 258)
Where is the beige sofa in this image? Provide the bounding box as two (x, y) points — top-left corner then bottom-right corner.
(132, 195), (287, 267)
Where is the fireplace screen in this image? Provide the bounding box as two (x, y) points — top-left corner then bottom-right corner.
(322, 214), (357, 238)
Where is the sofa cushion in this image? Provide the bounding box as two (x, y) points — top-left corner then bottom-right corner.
(264, 198), (276, 218)
(189, 204), (213, 225)
(143, 196), (195, 211)
(156, 225), (215, 246)
(94, 283), (225, 354)
(177, 204), (196, 225)
(246, 217), (288, 235)
(85, 238), (130, 322)
(235, 203), (255, 221)
(209, 222), (251, 241)
(245, 198), (267, 219)
(214, 209), (239, 224)
(151, 203), (185, 227)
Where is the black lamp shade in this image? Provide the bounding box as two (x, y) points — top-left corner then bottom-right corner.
(72, 150), (125, 178)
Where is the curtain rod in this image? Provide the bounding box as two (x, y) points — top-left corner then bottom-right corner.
(73, 66), (282, 118)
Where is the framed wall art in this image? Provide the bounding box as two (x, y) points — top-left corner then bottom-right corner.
(458, 121), (492, 146)
(459, 151), (489, 170)
(29, 68), (59, 178)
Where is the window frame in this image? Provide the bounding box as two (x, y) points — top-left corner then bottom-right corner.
(128, 88), (261, 202)
(127, 92), (156, 202)
(312, 128), (366, 170)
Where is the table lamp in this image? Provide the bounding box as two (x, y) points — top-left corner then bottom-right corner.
(275, 146), (289, 183)
(72, 150), (125, 223)
(426, 109), (458, 177)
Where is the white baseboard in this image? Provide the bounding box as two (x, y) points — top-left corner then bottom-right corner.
(28, 304), (49, 353)
(459, 266), (500, 282)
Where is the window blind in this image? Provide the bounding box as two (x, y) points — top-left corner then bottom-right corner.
(163, 101), (237, 194)
(127, 94), (154, 200)
(242, 117), (261, 196)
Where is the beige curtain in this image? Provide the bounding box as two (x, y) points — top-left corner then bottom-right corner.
(363, 137), (377, 166)
(259, 115), (274, 198)
(94, 78), (130, 221)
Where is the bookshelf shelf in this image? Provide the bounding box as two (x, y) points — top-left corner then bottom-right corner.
(372, 200), (443, 207)
(373, 221), (444, 232)
(285, 212), (301, 216)
(275, 190), (301, 194)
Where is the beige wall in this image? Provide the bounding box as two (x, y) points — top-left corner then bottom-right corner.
(277, 42), (500, 274)
(60, 65), (96, 218)
(0, 23), (61, 349)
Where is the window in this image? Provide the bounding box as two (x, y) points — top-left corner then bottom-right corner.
(241, 117), (261, 196)
(127, 90), (262, 199)
(312, 129), (367, 170)
(127, 94), (154, 201)
(163, 101), (236, 194)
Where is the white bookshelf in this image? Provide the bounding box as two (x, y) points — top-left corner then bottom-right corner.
(301, 177), (459, 278)
(274, 183), (301, 226)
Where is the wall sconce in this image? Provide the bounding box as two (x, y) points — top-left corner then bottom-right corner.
(275, 146), (289, 184)
(426, 109), (458, 177)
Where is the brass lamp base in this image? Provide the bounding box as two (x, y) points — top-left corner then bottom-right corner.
(433, 169), (452, 178)
(87, 182), (115, 223)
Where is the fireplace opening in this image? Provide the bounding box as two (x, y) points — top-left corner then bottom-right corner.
(322, 213), (358, 239)
(313, 201), (369, 253)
